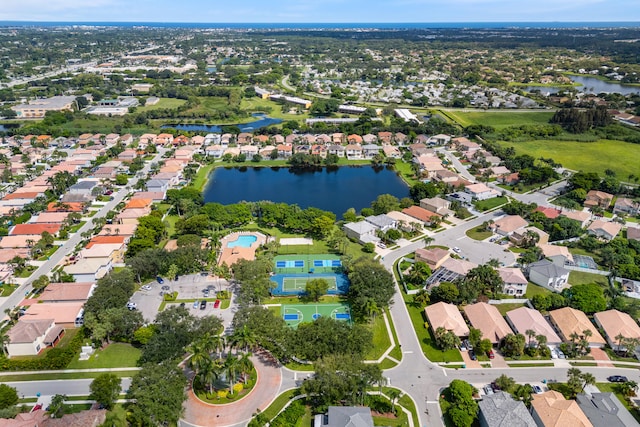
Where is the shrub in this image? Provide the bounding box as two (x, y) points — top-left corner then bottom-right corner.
(233, 383), (244, 394)
(270, 400), (306, 427)
(163, 291), (178, 301)
(217, 390), (228, 400)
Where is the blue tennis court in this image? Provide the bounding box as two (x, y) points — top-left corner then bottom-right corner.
(283, 313), (299, 321)
(276, 260), (304, 268)
(335, 313), (351, 320)
(313, 259), (343, 267)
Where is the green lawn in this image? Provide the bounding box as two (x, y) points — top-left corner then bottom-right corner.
(67, 343), (141, 369)
(0, 283), (19, 297)
(260, 389), (301, 421)
(241, 97), (311, 121)
(466, 226), (492, 241)
(137, 98), (187, 111)
(0, 370), (136, 382)
(496, 139), (640, 177)
(365, 315), (392, 361)
(188, 163), (215, 191)
(474, 196), (508, 212)
(493, 302), (526, 316)
(404, 296), (462, 363)
(392, 160), (421, 186)
(525, 283), (553, 299)
(441, 110), (554, 129)
(568, 270), (608, 287)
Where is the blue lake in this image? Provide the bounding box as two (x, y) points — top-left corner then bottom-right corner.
(203, 165), (409, 216)
(163, 114), (282, 133)
(526, 75), (640, 95)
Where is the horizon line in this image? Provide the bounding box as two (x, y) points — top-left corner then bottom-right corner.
(1, 20), (639, 24)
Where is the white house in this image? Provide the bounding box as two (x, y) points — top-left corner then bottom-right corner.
(465, 183), (500, 201)
(343, 221), (379, 244)
(527, 259), (570, 292)
(6, 318), (64, 357)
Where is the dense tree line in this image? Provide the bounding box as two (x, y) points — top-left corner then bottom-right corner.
(550, 106), (612, 133)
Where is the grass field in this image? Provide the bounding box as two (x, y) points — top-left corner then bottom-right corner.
(525, 283), (553, 299)
(493, 302), (526, 316)
(496, 139), (640, 177)
(474, 196), (508, 211)
(466, 226), (492, 241)
(365, 315), (392, 361)
(67, 343), (141, 369)
(240, 97), (311, 121)
(137, 97), (187, 111)
(441, 110), (554, 129)
(568, 270), (608, 287)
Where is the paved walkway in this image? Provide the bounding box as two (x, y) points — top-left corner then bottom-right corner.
(591, 347), (614, 367)
(181, 352), (282, 427)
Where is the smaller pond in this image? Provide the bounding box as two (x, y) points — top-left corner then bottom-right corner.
(0, 123), (20, 133)
(162, 113), (282, 133)
(525, 75), (640, 96)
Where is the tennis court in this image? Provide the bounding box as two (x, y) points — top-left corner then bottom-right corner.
(281, 276), (338, 292)
(271, 273), (350, 295)
(274, 254), (342, 274)
(282, 303), (351, 328)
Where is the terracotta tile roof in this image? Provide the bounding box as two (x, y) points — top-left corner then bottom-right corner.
(425, 302), (469, 337)
(464, 302), (513, 344)
(11, 223), (61, 235)
(549, 307), (606, 346)
(402, 206), (441, 223)
(531, 391), (593, 427)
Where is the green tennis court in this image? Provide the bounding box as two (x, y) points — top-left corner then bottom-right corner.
(282, 303), (351, 328)
(282, 276), (338, 292)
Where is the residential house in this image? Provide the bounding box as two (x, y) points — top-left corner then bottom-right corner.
(538, 243), (574, 267)
(364, 214), (397, 232)
(452, 137), (481, 151)
(628, 226), (640, 242)
(548, 307), (606, 348)
(434, 169), (463, 185)
(237, 133), (253, 145)
(394, 132), (408, 145)
(527, 259), (571, 292)
(385, 210), (423, 232)
(465, 183), (499, 201)
(491, 215), (528, 237)
(277, 144), (293, 158)
(79, 243), (126, 264)
(382, 145), (401, 159)
(425, 302), (469, 337)
(118, 149), (138, 162)
(205, 145), (225, 158)
(587, 220), (622, 241)
(37, 282), (96, 303)
(593, 309), (640, 352)
(498, 172), (520, 186)
(64, 258), (112, 282)
(463, 303), (513, 345)
(313, 406), (374, 427)
(402, 206), (442, 226)
(239, 145), (259, 158)
(478, 391), (536, 427)
(497, 267), (528, 296)
(562, 210), (592, 228)
(584, 190), (613, 209)
(415, 247), (450, 270)
(531, 391), (593, 427)
(428, 134), (451, 146)
(408, 143), (431, 157)
(511, 226), (550, 246)
(5, 318), (64, 357)
(426, 258), (478, 286)
(10, 223), (61, 236)
(505, 307), (561, 346)
(68, 180), (100, 197)
(420, 197), (452, 216)
(535, 206), (563, 219)
(377, 131), (393, 144)
(343, 221), (379, 244)
(362, 144), (380, 158)
(21, 301), (85, 328)
(576, 392), (640, 427)
(146, 179), (170, 195)
(347, 134), (363, 144)
(345, 144), (363, 160)
(156, 133), (174, 145)
(613, 197), (640, 216)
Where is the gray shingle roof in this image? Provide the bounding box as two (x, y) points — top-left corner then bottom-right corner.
(478, 391), (537, 427)
(576, 392), (640, 427)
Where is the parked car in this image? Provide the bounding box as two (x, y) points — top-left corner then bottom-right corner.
(483, 385), (494, 395)
(490, 382), (501, 392)
(180, 302), (186, 308)
(532, 385), (543, 394)
(193, 300), (199, 309)
(214, 299), (221, 309)
(156, 276), (164, 284)
(453, 247), (461, 253)
(608, 375), (628, 383)
(463, 339), (472, 350)
(488, 349), (495, 359)
(126, 302), (137, 310)
(141, 285), (151, 291)
(203, 289), (210, 297)
(200, 300), (207, 310)
(469, 350), (477, 361)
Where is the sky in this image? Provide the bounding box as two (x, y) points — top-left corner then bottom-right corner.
(1, 0), (639, 24)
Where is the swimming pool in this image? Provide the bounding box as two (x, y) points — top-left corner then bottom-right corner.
(227, 235), (258, 248)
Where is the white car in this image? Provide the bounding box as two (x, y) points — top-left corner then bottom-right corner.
(453, 247), (461, 253)
(141, 285), (152, 291)
(126, 302), (137, 310)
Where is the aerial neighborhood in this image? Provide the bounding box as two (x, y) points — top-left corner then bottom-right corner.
(0, 21), (639, 427)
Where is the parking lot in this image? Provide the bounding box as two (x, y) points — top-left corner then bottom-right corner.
(128, 273), (233, 323)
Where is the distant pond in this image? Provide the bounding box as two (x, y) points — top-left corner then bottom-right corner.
(526, 75), (640, 95)
(162, 113), (282, 133)
(203, 165), (409, 216)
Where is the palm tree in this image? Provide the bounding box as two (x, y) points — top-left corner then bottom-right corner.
(386, 389), (401, 414)
(525, 329), (536, 348)
(423, 236), (434, 247)
(413, 289), (430, 307)
(225, 355), (239, 395)
(620, 381), (638, 397)
(237, 352), (253, 383)
(229, 325), (256, 354)
(364, 299), (380, 321)
(187, 341), (209, 373)
(486, 258), (501, 268)
(580, 372), (596, 392)
(615, 333), (626, 353)
(200, 358), (223, 395)
(0, 333), (10, 357)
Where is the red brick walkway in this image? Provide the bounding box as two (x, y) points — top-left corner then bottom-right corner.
(181, 352), (282, 427)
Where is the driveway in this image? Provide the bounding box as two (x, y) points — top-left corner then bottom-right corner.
(459, 350), (482, 369)
(181, 352), (282, 427)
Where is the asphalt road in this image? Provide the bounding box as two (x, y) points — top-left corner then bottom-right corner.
(6, 378), (132, 397)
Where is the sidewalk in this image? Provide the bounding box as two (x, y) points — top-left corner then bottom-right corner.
(0, 367), (141, 377)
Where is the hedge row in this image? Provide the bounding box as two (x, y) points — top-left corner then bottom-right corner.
(0, 328), (86, 371)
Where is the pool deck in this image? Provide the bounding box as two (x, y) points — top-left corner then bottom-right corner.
(217, 231), (268, 266)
